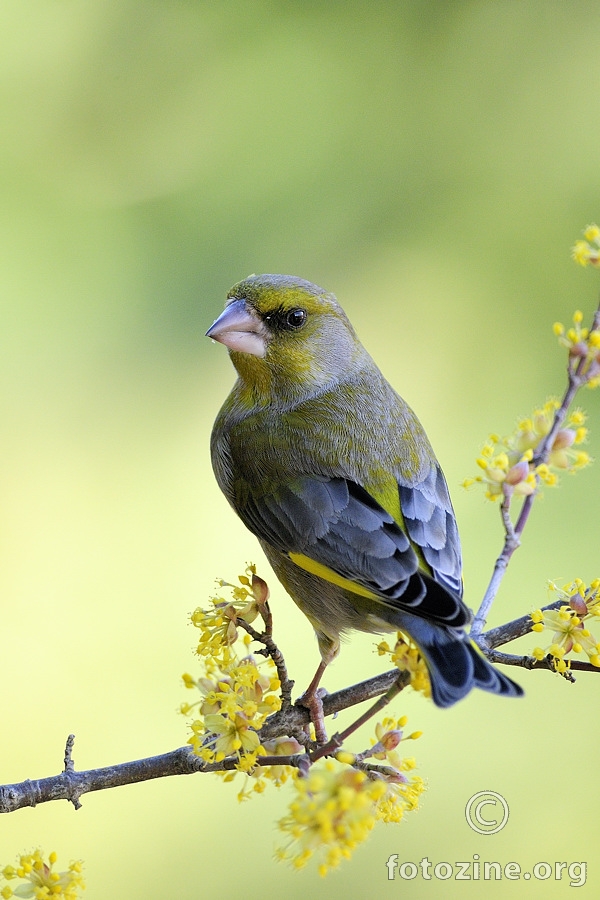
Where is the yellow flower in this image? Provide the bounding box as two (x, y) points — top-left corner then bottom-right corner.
(554, 308), (600, 387)
(0, 851), (84, 900)
(277, 760), (423, 875)
(371, 715), (422, 774)
(377, 633), (431, 697)
(572, 240), (593, 266)
(191, 565), (268, 665)
(465, 401), (592, 501)
(572, 225), (600, 267)
(531, 579), (600, 670)
(185, 654), (281, 761)
(260, 736), (305, 788)
(203, 712), (262, 758)
(182, 569), (284, 798)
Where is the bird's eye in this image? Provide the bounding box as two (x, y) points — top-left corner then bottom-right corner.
(285, 308), (307, 329)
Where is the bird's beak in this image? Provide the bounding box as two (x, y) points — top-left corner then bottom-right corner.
(205, 299), (267, 358)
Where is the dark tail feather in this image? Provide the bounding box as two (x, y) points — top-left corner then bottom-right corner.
(468, 642), (523, 699)
(409, 622), (524, 708)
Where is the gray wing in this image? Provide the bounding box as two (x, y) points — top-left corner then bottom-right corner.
(237, 473), (468, 627)
(398, 464), (463, 598)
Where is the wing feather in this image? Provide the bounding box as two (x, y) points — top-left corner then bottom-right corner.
(399, 465), (463, 597)
(238, 473), (468, 627)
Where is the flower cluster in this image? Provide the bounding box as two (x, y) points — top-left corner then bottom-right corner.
(190, 565), (268, 665)
(377, 633), (431, 698)
(463, 400), (590, 501)
(572, 224), (600, 267)
(277, 721), (424, 876)
(182, 567), (283, 796)
(183, 570), (425, 868)
(553, 310), (600, 387)
(0, 851), (84, 900)
(531, 579), (600, 673)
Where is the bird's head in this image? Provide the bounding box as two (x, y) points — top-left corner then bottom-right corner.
(206, 274), (367, 401)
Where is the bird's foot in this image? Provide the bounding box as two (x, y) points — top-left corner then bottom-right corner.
(296, 686), (329, 744)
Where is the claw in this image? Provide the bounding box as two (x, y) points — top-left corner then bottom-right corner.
(296, 660), (330, 744)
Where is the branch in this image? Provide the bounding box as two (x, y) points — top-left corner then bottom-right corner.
(478, 598), (565, 649)
(3, 580), (597, 813)
(259, 668), (409, 741)
(476, 596), (600, 676)
(0, 739), (204, 815)
(0, 669), (410, 814)
(5, 297), (599, 821)
(481, 649), (599, 675)
(237, 616), (294, 709)
(470, 494), (522, 638)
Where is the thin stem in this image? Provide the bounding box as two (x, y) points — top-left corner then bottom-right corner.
(470, 517), (521, 636)
(531, 377), (582, 466)
(483, 648), (598, 676)
(237, 617), (294, 708)
(308, 675), (407, 764)
(470, 299), (599, 637)
(258, 668), (407, 742)
(200, 753), (308, 773)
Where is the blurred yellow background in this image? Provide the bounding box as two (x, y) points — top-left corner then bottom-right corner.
(1, 1), (599, 897)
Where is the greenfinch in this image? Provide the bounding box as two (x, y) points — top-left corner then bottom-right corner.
(207, 274), (522, 709)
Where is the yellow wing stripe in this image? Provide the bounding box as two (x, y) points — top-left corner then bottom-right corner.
(366, 478), (402, 526)
(367, 478), (432, 577)
(288, 551), (378, 600)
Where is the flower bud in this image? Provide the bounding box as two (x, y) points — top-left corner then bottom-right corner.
(569, 594), (588, 616)
(505, 459), (530, 485)
(552, 429), (576, 450)
(251, 573), (270, 605)
(380, 729), (402, 751)
(262, 736), (304, 756)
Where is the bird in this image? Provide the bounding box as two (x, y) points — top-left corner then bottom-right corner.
(206, 274), (522, 728)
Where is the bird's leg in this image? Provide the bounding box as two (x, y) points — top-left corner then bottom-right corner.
(296, 635), (340, 744)
(296, 659), (329, 744)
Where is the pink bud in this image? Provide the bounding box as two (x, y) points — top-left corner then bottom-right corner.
(262, 737), (304, 756)
(552, 429), (576, 450)
(380, 729), (403, 751)
(569, 594), (588, 616)
(505, 460), (530, 485)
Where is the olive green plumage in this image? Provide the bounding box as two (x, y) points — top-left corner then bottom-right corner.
(207, 274), (522, 707)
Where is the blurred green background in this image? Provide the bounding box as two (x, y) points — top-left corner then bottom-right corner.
(1, 1), (599, 897)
